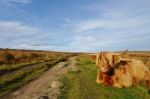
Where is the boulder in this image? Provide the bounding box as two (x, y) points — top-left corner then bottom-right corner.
(13, 91), (20, 96)
(71, 67), (81, 73)
(51, 81), (64, 88)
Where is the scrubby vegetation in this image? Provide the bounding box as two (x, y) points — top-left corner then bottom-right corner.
(128, 51), (150, 68)
(58, 52), (150, 99)
(0, 49), (77, 97)
(0, 49), (74, 65)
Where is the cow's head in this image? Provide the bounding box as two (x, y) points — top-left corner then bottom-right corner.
(90, 50), (128, 73)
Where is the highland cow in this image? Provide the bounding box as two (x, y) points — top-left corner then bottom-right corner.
(90, 51), (150, 88)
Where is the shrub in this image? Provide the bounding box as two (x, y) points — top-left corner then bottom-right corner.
(1, 51), (15, 64)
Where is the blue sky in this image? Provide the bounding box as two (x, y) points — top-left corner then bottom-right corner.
(0, 0), (150, 52)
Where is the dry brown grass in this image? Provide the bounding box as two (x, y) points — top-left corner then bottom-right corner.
(127, 51), (150, 68)
(0, 49), (74, 65)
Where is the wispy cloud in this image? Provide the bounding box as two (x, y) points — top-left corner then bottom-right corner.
(0, 21), (55, 37)
(56, 0), (150, 51)
(0, 21), (56, 50)
(16, 42), (72, 52)
(17, 43), (56, 50)
(71, 0), (150, 33)
(73, 16), (150, 32)
(0, 0), (31, 6)
(69, 32), (150, 52)
(0, 21), (38, 37)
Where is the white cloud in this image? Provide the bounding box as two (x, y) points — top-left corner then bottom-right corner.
(10, 0), (31, 4)
(73, 16), (150, 32)
(69, 31), (150, 52)
(0, 21), (55, 38)
(0, 0), (31, 6)
(0, 21), (38, 37)
(17, 43), (57, 50)
(69, 36), (112, 52)
(0, 21), (56, 49)
(69, 0), (150, 33)
(16, 42), (73, 52)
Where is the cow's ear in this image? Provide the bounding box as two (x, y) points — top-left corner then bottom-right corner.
(90, 54), (96, 61)
(112, 55), (121, 65)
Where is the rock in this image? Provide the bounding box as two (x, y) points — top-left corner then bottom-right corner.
(38, 96), (49, 99)
(51, 81), (64, 88)
(13, 91), (20, 96)
(71, 67), (81, 73)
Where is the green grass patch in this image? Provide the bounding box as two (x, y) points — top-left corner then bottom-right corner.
(0, 62), (35, 71)
(0, 63), (48, 97)
(58, 55), (150, 99)
(0, 67), (47, 97)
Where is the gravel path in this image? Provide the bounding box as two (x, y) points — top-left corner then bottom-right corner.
(2, 57), (76, 99)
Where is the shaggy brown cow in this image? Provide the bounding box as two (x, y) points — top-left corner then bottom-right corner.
(91, 51), (150, 88)
(112, 58), (150, 88)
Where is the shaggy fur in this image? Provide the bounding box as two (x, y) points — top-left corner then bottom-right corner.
(112, 59), (150, 88)
(90, 52), (150, 88)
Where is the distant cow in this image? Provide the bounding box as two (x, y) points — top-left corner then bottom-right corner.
(90, 51), (150, 88)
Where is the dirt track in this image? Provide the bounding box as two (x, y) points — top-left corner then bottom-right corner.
(2, 57), (76, 99)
